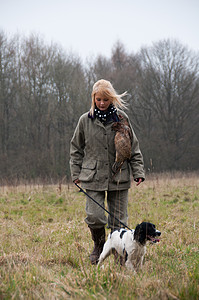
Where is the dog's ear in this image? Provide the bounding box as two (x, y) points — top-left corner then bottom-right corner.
(134, 224), (141, 241)
(135, 224), (141, 232)
(134, 223), (147, 245)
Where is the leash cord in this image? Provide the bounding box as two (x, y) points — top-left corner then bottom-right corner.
(74, 183), (132, 231)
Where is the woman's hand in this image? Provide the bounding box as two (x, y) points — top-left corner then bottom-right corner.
(135, 178), (143, 186)
(74, 179), (80, 184)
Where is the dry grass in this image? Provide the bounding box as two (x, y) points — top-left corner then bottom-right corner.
(0, 172), (198, 299)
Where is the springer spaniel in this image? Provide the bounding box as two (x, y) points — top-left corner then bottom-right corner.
(98, 222), (161, 272)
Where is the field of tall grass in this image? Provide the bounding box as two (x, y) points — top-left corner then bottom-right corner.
(0, 172), (198, 299)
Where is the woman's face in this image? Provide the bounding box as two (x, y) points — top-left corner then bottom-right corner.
(94, 92), (111, 111)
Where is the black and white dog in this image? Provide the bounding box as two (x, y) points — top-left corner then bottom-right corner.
(98, 222), (161, 272)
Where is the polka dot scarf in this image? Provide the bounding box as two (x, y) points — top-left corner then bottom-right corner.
(88, 104), (120, 124)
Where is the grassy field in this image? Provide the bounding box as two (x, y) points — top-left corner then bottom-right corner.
(0, 173), (198, 299)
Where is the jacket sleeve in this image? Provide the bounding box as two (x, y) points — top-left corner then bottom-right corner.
(70, 116), (85, 182)
(125, 115), (145, 181)
(129, 126), (145, 181)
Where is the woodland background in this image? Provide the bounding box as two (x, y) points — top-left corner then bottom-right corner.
(0, 31), (199, 183)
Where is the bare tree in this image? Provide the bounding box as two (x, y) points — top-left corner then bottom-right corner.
(137, 39), (199, 170)
(51, 49), (89, 178)
(0, 32), (18, 178)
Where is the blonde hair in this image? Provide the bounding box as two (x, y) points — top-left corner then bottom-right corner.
(90, 79), (127, 116)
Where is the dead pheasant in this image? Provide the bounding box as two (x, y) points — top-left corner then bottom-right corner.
(112, 118), (132, 176)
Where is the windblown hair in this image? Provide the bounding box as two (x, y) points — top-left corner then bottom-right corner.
(90, 79), (128, 116)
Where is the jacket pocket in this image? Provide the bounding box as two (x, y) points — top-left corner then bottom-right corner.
(112, 161), (130, 183)
(79, 160), (97, 182)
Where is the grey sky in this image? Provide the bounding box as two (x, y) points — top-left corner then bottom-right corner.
(1, 0), (199, 61)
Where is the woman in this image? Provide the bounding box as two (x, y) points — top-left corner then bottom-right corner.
(70, 79), (145, 264)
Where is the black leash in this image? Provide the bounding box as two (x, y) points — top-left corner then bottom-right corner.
(74, 183), (132, 231)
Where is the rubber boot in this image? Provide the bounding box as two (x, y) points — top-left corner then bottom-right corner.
(88, 226), (105, 265)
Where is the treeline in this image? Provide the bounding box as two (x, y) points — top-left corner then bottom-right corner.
(0, 32), (199, 183)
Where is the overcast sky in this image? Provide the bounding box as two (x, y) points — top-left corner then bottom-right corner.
(1, 0), (199, 62)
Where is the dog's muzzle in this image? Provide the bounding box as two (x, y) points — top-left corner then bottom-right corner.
(147, 230), (161, 243)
